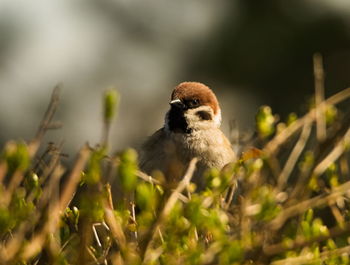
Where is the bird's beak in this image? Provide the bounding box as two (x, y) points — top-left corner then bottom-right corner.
(169, 99), (185, 109)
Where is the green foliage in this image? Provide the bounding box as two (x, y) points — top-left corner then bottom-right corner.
(1, 85), (350, 265)
(250, 185), (281, 221)
(256, 105), (276, 139)
(0, 207), (13, 235)
(84, 147), (106, 184)
(325, 104), (338, 126)
(136, 182), (159, 211)
(287, 112), (298, 126)
(118, 148), (138, 192)
(300, 209), (329, 240)
(104, 88), (119, 123)
(2, 141), (30, 173)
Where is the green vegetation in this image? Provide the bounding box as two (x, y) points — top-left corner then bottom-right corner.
(2, 65), (350, 264)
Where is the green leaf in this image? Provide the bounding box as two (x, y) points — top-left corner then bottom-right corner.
(256, 105), (276, 139)
(135, 182), (157, 211)
(84, 147), (106, 184)
(2, 141), (30, 173)
(118, 148), (138, 192)
(104, 88), (119, 123)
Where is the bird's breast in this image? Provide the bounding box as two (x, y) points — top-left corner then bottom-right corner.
(171, 128), (235, 168)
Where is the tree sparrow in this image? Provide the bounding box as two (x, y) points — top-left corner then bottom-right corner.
(140, 82), (236, 188)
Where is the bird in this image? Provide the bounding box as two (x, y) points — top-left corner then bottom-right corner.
(140, 82), (236, 189)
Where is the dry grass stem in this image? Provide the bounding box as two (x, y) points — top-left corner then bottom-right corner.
(269, 179), (350, 230)
(329, 204), (345, 226)
(87, 245), (100, 264)
(264, 86), (350, 155)
(59, 145), (90, 211)
(314, 53), (326, 142)
(224, 180), (238, 210)
(104, 207), (127, 252)
(312, 127), (350, 177)
(92, 223), (103, 247)
(29, 84), (61, 156)
(34, 84), (61, 140)
(265, 222), (350, 257)
(136, 170), (161, 185)
(277, 120), (312, 190)
(271, 244), (350, 265)
(105, 183), (115, 210)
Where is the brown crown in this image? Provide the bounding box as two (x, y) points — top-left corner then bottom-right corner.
(171, 82), (219, 114)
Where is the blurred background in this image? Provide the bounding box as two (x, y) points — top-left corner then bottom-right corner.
(1, 0), (350, 160)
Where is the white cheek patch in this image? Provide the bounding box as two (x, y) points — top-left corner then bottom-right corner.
(186, 105), (222, 128)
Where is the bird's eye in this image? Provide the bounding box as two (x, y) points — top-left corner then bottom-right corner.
(186, 99), (200, 108)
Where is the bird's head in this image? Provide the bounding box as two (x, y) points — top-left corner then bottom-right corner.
(165, 82), (221, 133)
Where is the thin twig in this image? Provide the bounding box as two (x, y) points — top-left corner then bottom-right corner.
(264, 223), (350, 257)
(142, 158), (198, 263)
(224, 180), (238, 210)
(92, 224), (102, 247)
(269, 179), (350, 230)
(312, 127), (350, 177)
(104, 207), (127, 252)
(271, 244), (350, 265)
(178, 193), (190, 203)
(35, 84), (61, 140)
(60, 234), (77, 253)
(314, 53), (326, 142)
(131, 201), (138, 239)
(105, 183), (114, 210)
(29, 84), (61, 156)
(289, 123), (350, 200)
(136, 170), (161, 185)
(28, 143), (63, 206)
(277, 120), (312, 191)
(329, 204), (345, 226)
(59, 145), (90, 211)
(86, 246), (100, 265)
(8, 165), (65, 261)
(263, 86), (350, 155)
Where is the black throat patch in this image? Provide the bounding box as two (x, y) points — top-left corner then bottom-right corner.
(168, 106), (191, 134)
